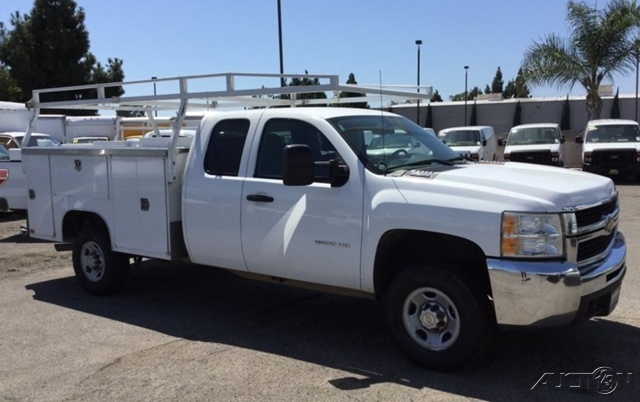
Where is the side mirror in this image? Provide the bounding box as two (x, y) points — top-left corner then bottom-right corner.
(283, 144), (314, 186)
(498, 138), (505, 146)
(560, 136), (565, 144)
(481, 139), (487, 146)
(575, 136), (584, 144)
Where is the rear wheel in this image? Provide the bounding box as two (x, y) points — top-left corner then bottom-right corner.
(72, 227), (129, 295)
(384, 264), (495, 371)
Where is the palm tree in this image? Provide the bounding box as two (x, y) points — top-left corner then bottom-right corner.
(522, 0), (640, 120)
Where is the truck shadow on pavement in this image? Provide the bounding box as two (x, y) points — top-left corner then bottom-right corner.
(26, 260), (638, 401)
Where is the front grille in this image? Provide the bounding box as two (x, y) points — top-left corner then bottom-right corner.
(591, 149), (635, 165)
(573, 195), (618, 268)
(577, 231), (615, 261)
(575, 198), (617, 227)
(510, 151), (552, 164)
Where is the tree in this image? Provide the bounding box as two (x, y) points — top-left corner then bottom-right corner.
(503, 68), (531, 99)
(338, 72), (368, 108)
(470, 101), (478, 125)
(279, 70), (327, 106)
(425, 103), (433, 128)
(484, 84), (491, 95)
(430, 90), (443, 102)
(0, 0), (124, 114)
(522, 0), (640, 120)
(561, 95), (571, 130)
(491, 67), (504, 94)
(450, 86), (482, 101)
(513, 101), (522, 126)
(611, 87), (621, 118)
(0, 65), (21, 100)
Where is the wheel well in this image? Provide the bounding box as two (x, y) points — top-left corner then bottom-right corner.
(62, 211), (109, 243)
(373, 230), (491, 298)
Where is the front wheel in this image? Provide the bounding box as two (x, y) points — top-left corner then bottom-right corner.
(384, 265), (495, 371)
(72, 227), (130, 295)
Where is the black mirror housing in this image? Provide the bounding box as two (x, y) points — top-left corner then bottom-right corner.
(283, 144), (314, 186)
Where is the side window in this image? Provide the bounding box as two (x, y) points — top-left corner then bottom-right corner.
(204, 119), (250, 176)
(255, 118), (339, 180)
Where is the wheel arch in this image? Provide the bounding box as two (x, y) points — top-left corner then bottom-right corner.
(62, 210), (110, 243)
(373, 229), (492, 299)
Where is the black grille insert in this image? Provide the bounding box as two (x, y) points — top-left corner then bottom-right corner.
(574, 197), (617, 228)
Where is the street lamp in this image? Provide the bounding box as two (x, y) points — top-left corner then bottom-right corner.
(278, 0), (285, 87)
(464, 66), (469, 126)
(151, 76), (158, 117)
(416, 39), (422, 125)
(636, 42), (640, 121)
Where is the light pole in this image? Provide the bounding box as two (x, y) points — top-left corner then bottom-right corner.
(464, 66), (469, 126)
(636, 46), (640, 121)
(416, 39), (422, 125)
(151, 76), (158, 117)
(278, 0), (285, 87)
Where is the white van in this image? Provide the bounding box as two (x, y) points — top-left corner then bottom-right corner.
(502, 123), (565, 167)
(437, 126), (497, 161)
(576, 119), (640, 178)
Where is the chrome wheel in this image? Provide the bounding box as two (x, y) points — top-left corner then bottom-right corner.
(402, 287), (460, 351)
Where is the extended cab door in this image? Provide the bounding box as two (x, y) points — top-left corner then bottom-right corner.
(241, 118), (364, 289)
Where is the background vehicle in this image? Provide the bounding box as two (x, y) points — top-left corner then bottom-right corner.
(576, 119), (640, 179)
(71, 136), (110, 144)
(502, 123), (565, 166)
(438, 126), (497, 161)
(0, 132), (59, 211)
(22, 73), (626, 371)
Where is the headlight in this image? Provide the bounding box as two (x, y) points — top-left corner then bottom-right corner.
(584, 152), (592, 163)
(504, 153), (510, 161)
(501, 212), (564, 258)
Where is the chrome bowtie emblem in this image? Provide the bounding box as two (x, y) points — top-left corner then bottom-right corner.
(603, 214), (616, 235)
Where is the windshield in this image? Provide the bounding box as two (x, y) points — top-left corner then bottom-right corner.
(327, 114), (465, 174)
(440, 130), (481, 146)
(508, 127), (559, 145)
(586, 124), (640, 143)
(14, 135), (60, 147)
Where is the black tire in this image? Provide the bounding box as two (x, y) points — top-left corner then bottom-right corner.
(384, 264), (495, 371)
(72, 227), (130, 295)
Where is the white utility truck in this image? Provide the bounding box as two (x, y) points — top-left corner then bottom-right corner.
(22, 73), (626, 371)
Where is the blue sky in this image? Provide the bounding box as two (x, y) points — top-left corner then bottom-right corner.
(1, 0), (637, 101)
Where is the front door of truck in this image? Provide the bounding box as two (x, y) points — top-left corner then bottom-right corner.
(241, 118), (364, 289)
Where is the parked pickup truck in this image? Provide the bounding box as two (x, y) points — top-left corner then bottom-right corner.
(22, 74), (626, 371)
(0, 132), (59, 211)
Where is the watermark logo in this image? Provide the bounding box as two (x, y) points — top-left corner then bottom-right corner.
(531, 366), (632, 395)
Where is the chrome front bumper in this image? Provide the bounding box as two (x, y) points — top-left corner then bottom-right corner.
(487, 231), (626, 327)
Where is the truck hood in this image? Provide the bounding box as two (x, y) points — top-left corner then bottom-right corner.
(392, 162), (616, 212)
(448, 145), (480, 155)
(582, 142), (640, 152)
(505, 143), (562, 154)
